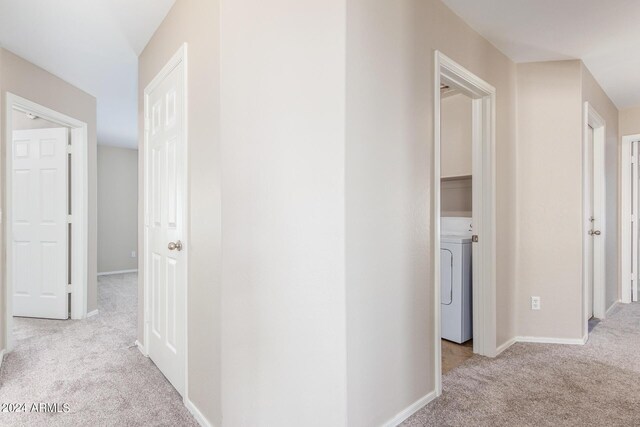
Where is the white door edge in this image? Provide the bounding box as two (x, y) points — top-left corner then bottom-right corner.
(621, 134), (640, 305)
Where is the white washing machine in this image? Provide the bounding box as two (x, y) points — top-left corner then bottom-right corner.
(441, 217), (473, 344)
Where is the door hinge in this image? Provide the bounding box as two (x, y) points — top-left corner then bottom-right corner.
(472, 235), (479, 243)
(67, 145), (73, 154)
(67, 284), (72, 294)
(67, 214), (73, 223)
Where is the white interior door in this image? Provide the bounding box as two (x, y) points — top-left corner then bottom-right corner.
(11, 128), (69, 319)
(145, 60), (186, 396)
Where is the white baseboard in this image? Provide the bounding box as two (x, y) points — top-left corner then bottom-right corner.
(97, 269), (138, 276)
(185, 398), (214, 427)
(606, 300), (620, 317)
(134, 340), (148, 357)
(382, 390), (437, 427)
(86, 309), (99, 318)
(495, 337), (516, 355)
(516, 336), (586, 345)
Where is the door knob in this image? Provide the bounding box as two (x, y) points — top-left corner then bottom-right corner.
(168, 240), (183, 251)
(588, 230), (601, 236)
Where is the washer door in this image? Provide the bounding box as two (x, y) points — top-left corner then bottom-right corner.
(441, 248), (453, 305)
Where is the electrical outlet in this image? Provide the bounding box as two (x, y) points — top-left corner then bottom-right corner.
(531, 296), (541, 310)
(131, 251), (137, 258)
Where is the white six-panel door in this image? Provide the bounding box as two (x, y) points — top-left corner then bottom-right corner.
(145, 59), (186, 396)
(11, 128), (69, 319)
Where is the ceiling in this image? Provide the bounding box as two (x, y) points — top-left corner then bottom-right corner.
(441, 0), (640, 108)
(0, 0), (175, 148)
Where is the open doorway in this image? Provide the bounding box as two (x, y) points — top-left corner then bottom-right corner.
(582, 102), (606, 337)
(433, 51), (496, 395)
(439, 88), (474, 374)
(4, 93), (89, 351)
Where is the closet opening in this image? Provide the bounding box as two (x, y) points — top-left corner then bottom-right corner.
(433, 51), (497, 395)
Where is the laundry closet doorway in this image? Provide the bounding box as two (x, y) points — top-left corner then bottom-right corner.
(433, 51), (497, 396)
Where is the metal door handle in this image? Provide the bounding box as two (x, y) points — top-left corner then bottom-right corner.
(168, 240), (183, 251)
(588, 230), (601, 236)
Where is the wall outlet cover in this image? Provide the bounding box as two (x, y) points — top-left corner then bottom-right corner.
(531, 296), (541, 310)
(131, 251), (137, 258)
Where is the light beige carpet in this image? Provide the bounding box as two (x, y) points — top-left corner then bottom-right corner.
(0, 273), (197, 427)
(403, 303), (640, 426)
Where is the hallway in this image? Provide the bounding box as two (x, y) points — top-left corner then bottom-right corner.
(0, 273), (196, 426)
(404, 302), (640, 426)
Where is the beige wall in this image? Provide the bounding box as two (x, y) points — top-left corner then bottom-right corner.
(345, 0), (518, 424)
(442, 177), (472, 216)
(441, 92), (472, 217)
(0, 48), (98, 349)
(516, 61), (583, 339)
(220, 0), (347, 425)
(441, 93), (472, 178)
(515, 60), (619, 340)
(581, 64), (619, 312)
(620, 106), (640, 136)
(138, 0), (221, 424)
(97, 145), (138, 273)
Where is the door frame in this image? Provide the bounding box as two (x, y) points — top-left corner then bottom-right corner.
(434, 51), (497, 396)
(141, 43), (189, 398)
(582, 102), (606, 336)
(4, 93), (89, 351)
(620, 134), (640, 304)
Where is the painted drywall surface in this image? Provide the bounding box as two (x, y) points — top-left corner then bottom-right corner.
(138, 0), (221, 424)
(619, 106), (640, 136)
(220, 0), (347, 425)
(516, 61), (584, 339)
(441, 93), (472, 217)
(0, 48), (98, 349)
(345, 0), (518, 424)
(97, 145), (138, 273)
(442, 177), (472, 216)
(581, 64), (620, 311)
(441, 93), (472, 177)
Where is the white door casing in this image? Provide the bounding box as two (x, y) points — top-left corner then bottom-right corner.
(144, 45), (188, 397)
(11, 128), (69, 319)
(621, 135), (640, 305)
